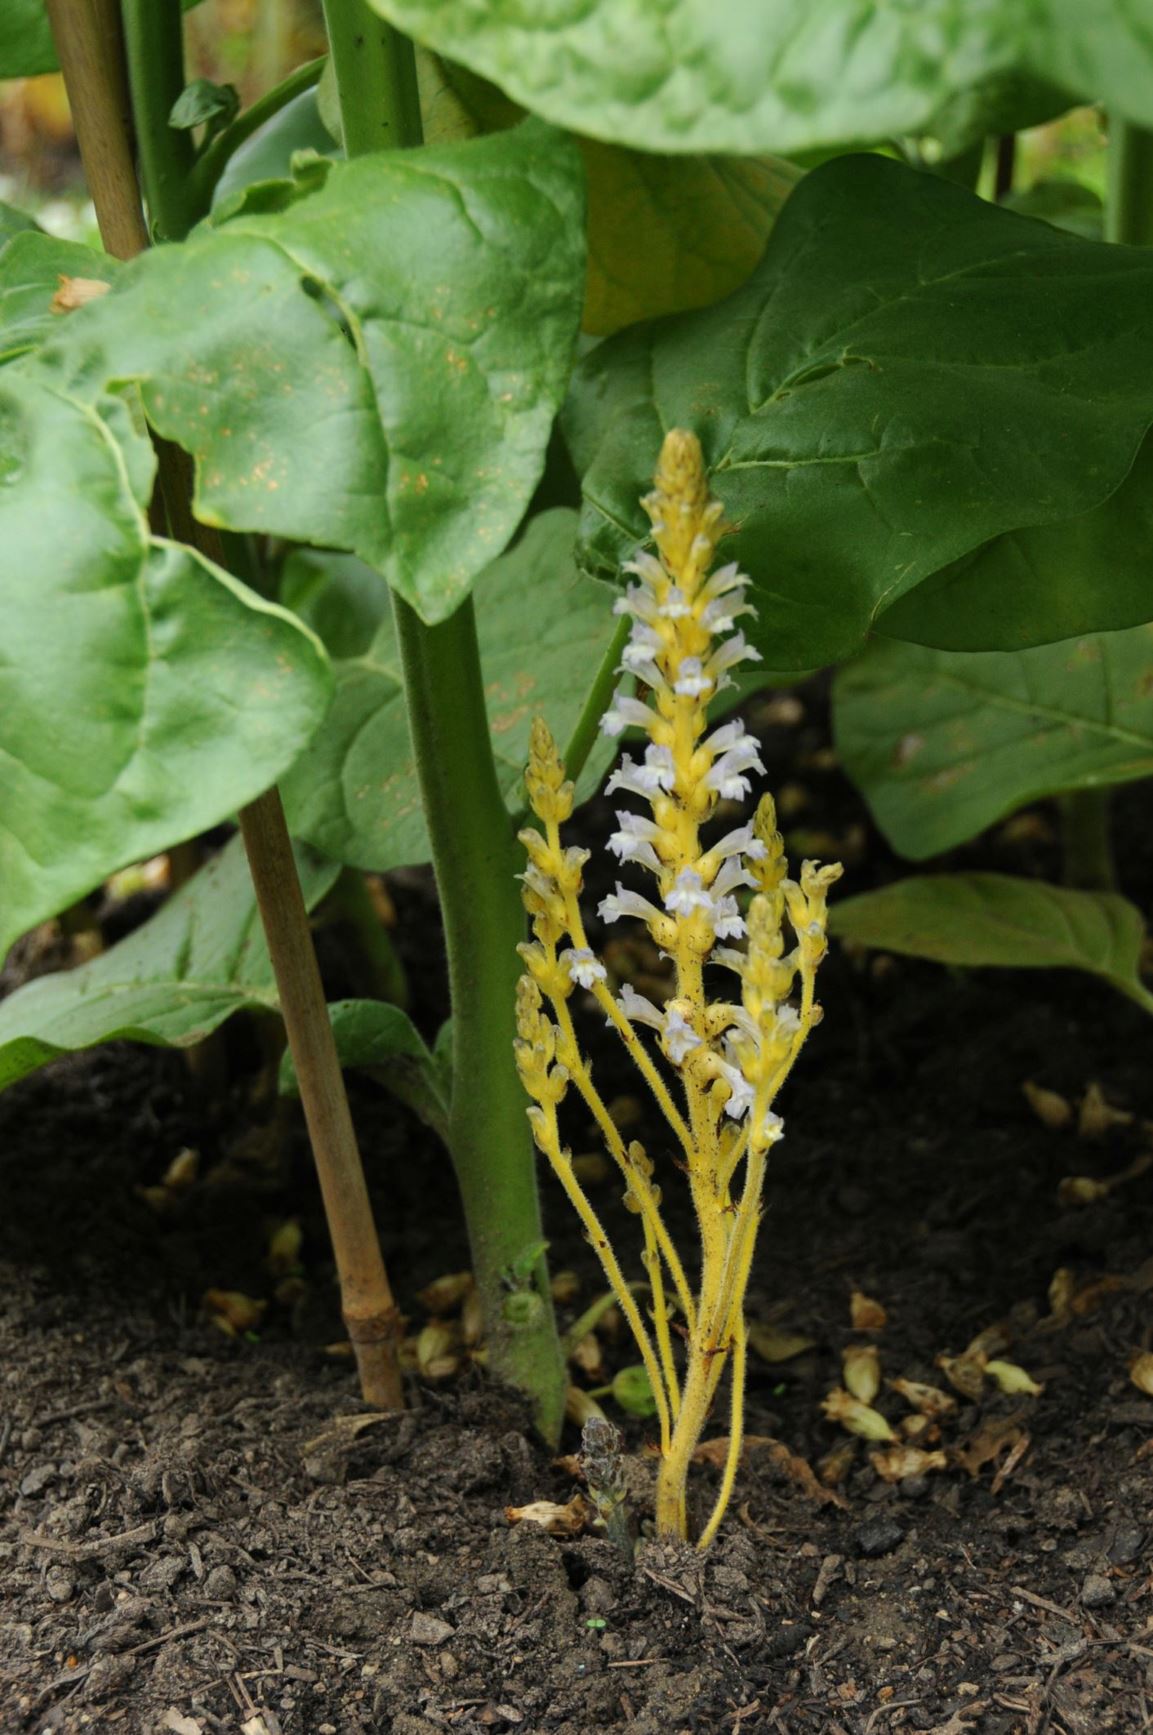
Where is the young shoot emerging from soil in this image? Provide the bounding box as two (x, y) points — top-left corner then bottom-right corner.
(515, 430), (841, 1545)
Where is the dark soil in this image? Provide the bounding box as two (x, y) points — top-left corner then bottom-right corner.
(2, 689), (1152, 1735)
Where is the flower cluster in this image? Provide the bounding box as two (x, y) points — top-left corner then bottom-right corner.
(514, 429), (840, 1545)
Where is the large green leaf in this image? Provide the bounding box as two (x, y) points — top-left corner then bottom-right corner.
(834, 628), (1153, 859)
(0, 0), (57, 78)
(880, 436), (1153, 653)
(0, 369), (332, 958)
(34, 122), (585, 623)
(280, 508), (619, 869)
(416, 49), (802, 338)
(279, 998), (451, 1140)
(831, 873), (1153, 1016)
(0, 202), (43, 248)
(0, 837), (340, 1091)
(1, 0), (204, 78)
(565, 155), (1153, 672)
(211, 86), (341, 212)
(366, 0), (1153, 155)
(0, 233), (119, 364)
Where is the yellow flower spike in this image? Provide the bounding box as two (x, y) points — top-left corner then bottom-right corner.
(516, 430), (839, 1546)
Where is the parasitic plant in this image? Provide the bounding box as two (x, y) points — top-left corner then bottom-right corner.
(515, 430), (841, 1544)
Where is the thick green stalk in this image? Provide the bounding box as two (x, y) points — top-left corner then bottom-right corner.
(321, 0), (566, 1439)
(1108, 119), (1153, 247)
(394, 596), (566, 1439)
(120, 0), (199, 241)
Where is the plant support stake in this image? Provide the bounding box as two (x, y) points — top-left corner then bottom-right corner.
(46, 0), (404, 1411)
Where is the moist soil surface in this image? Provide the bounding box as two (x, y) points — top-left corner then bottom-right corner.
(2, 688), (1152, 1735)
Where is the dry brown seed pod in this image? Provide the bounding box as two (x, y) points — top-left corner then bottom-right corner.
(416, 1320), (460, 1377)
(937, 1351), (987, 1402)
(850, 1289), (887, 1331)
(572, 1152), (612, 1186)
(416, 1271), (474, 1315)
(1079, 1082), (1133, 1140)
(550, 1269), (581, 1305)
(460, 1288), (484, 1348)
(1048, 1266), (1077, 1321)
(817, 1438), (857, 1486)
(985, 1359), (1043, 1396)
(821, 1387), (896, 1442)
(842, 1344), (881, 1405)
(1057, 1175), (1111, 1207)
(569, 1332), (605, 1379)
(202, 1289), (266, 1336)
(748, 1322), (818, 1364)
(1128, 1352), (1153, 1397)
(505, 1494), (593, 1536)
(870, 1444), (948, 1483)
(888, 1377), (956, 1420)
(1022, 1080), (1073, 1130)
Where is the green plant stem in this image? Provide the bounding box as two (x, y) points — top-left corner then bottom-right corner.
(1059, 790), (1116, 891)
(321, 0), (421, 154)
(320, 0), (565, 1441)
(189, 55), (326, 212)
(121, 0), (200, 241)
(50, 0), (404, 1410)
(562, 614), (630, 786)
(1108, 119), (1153, 246)
(330, 867), (409, 1009)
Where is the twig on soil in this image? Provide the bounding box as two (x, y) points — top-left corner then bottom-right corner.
(19, 1519), (157, 1558)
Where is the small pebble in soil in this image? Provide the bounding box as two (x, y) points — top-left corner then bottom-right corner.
(203, 1565), (238, 1600)
(1081, 1572), (1117, 1608)
(1107, 1523), (1145, 1566)
(853, 1516), (905, 1558)
(45, 1564), (74, 1602)
(409, 1612), (455, 1647)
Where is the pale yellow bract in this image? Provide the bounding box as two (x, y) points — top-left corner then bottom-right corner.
(515, 430), (840, 1545)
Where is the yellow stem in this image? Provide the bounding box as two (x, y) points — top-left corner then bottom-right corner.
(535, 1107), (673, 1455)
(642, 1228), (681, 1422)
(697, 1314), (747, 1549)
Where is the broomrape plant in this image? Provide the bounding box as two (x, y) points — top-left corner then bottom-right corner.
(515, 431), (841, 1543)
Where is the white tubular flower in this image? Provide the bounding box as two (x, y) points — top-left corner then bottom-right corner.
(761, 1109), (785, 1143)
(711, 946), (749, 973)
(702, 717), (758, 758)
(613, 585), (660, 626)
(673, 657), (713, 697)
(701, 561), (749, 600)
(718, 1061), (755, 1120)
(599, 686), (657, 738)
(605, 750), (671, 800)
(703, 740), (766, 801)
(711, 856), (758, 899)
(662, 1008), (702, 1064)
(608, 811), (664, 872)
(707, 632), (762, 681)
(616, 982), (664, 1029)
(774, 1004), (802, 1038)
(623, 551), (665, 589)
(643, 743), (677, 790)
(658, 586), (692, 619)
(598, 884), (664, 927)
(665, 868), (713, 916)
(712, 823), (765, 861)
(711, 895), (747, 940)
(700, 593), (756, 634)
(560, 947), (607, 990)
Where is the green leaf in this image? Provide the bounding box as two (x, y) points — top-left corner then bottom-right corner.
(0, 0), (205, 78)
(0, 1), (57, 78)
(582, 144), (802, 338)
(365, 0), (1153, 155)
(39, 120), (586, 623)
(918, 71), (1074, 159)
(281, 509), (619, 869)
(210, 86), (340, 212)
(0, 234), (118, 364)
(169, 78), (240, 136)
(0, 837), (340, 1092)
(881, 435), (1153, 653)
(565, 155), (1153, 672)
(0, 201), (42, 249)
(1002, 178), (1104, 242)
(278, 997), (449, 1138)
(0, 368), (332, 958)
(830, 873), (1153, 1015)
(835, 627), (1153, 859)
